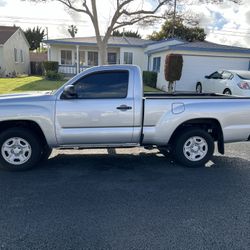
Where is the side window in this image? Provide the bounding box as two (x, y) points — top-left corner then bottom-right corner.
(210, 71), (222, 79)
(222, 71), (233, 80)
(124, 52), (133, 64)
(74, 70), (129, 99)
(152, 57), (161, 72)
(14, 48), (18, 63)
(61, 50), (72, 65)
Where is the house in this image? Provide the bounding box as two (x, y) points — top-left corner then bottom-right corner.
(44, 36), (250, 91)
(0, 26), (30, 77)
(145, 40), (250, 91)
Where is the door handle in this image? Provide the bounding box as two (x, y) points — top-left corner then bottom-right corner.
(116, 105), (132, 111)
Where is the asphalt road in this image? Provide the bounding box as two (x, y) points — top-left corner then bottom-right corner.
(0, 143), (249, 250)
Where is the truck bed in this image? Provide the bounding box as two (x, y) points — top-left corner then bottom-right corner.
(144, 92), (250, 99)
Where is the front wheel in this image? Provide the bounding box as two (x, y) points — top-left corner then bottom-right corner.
(223, 89), (232, 95)
(173, 128), (214, 167)
(0, 128), (42, 171)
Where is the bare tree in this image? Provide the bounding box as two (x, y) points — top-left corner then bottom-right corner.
(27, 0), (170, 64)
(27, 0), (241, 64)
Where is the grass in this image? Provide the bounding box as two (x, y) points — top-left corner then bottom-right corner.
(0, 76), (161, 94)
(0, 76), (66, 94)
(144, 85), (161, 92)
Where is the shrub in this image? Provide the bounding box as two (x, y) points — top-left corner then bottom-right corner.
(43, 61), (59, 73)
(165, 54), (183, 92)
(143, 71), (157, 88)
(45, 70), (64, 81)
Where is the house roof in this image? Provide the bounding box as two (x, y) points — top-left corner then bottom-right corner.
(44, 36), (153, 48)
(0, 26), (19, 45)
(146, 40), (250, 55)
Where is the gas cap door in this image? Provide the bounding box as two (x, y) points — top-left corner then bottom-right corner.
(172, 103), (185, 114)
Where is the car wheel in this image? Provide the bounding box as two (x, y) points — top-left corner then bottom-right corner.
(196, 83), (202, 93)
(173, 128), (214, 168)
(223, 89), (232, 95)
(0, 128), (42, 171)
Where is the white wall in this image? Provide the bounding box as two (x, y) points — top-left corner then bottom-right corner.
(0, 46), (3, 76)
(149, 50), (250, 91)
(3, 29), (30, 75)
(120, 47), (147, 70)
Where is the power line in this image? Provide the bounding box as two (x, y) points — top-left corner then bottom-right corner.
(0, 15), (86, 24)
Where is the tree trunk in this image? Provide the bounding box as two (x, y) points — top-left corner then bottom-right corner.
(97, 41), (108, 65)
(168, 81), (174, 93)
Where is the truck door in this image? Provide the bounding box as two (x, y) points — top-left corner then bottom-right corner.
(55, 70), (135, 145)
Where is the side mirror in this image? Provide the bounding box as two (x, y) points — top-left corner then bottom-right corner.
(61, 85), (77, 99)
(205, 75), (209, 79)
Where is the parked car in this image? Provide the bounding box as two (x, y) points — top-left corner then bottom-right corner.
(196, 70), (250, 96)
(1, 65), (250, 171)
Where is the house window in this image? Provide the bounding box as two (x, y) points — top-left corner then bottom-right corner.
(108, 53), (117, 64)
(124, 52), (133, 64)
(152, 57), (161, 72)
(88, 51), (98, 66)
(79, 51), (86, 66)
(20, 50), (24, 63)
(14, 48), (18, 63)
(61, 50), (72, 65)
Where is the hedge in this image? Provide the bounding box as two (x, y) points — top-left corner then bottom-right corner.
(43, 61), (59, 73)
(143, 71), (157, 88)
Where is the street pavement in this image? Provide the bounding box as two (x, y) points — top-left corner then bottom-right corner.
(0, 143), (249, 250)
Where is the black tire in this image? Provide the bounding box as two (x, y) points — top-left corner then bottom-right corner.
(196, 83), (202, 93)
(40, 145), (52, 162)
(173, 128), (214, 168)
(223, 89), (232, 95)
(0, 127), (42, 171)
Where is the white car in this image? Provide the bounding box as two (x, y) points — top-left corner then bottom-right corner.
(196, 70), (250, 96)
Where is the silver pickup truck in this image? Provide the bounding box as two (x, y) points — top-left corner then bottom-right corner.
(0, 65), (250, 170)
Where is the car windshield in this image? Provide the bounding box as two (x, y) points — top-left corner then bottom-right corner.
(237, 72), (250, 80)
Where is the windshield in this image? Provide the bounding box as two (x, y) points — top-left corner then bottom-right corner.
(237, 72), (250, 80)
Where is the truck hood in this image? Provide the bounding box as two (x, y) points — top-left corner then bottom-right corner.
(0, 91), (56, 103)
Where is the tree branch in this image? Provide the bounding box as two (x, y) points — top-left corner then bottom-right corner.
(121, 0), (169, 16)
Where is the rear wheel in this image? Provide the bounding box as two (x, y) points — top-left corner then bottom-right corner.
(0, 128), (42, 171)
(196, 83), (202, 93)
(173, 128), (214, 167)
(223, 89), (232, 95)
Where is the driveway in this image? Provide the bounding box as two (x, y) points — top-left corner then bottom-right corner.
(0, 143), (249, 250)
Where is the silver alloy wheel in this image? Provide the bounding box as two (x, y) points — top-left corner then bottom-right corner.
(1, 137), (32, 165)
(183, 136), (208, 162)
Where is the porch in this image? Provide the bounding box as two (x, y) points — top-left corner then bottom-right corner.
(48, 44), (120, 76)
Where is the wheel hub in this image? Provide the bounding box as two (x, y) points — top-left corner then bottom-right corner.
(1, 137), (32, 165)
(183, 136), (208, 162)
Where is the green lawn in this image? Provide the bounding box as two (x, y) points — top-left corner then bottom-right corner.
(0, 76), (66, 94)
(0, 76), (161, 94)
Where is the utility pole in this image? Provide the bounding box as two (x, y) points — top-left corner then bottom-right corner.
(46, 27), (49, 40)
(172, 0), (177, 38)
